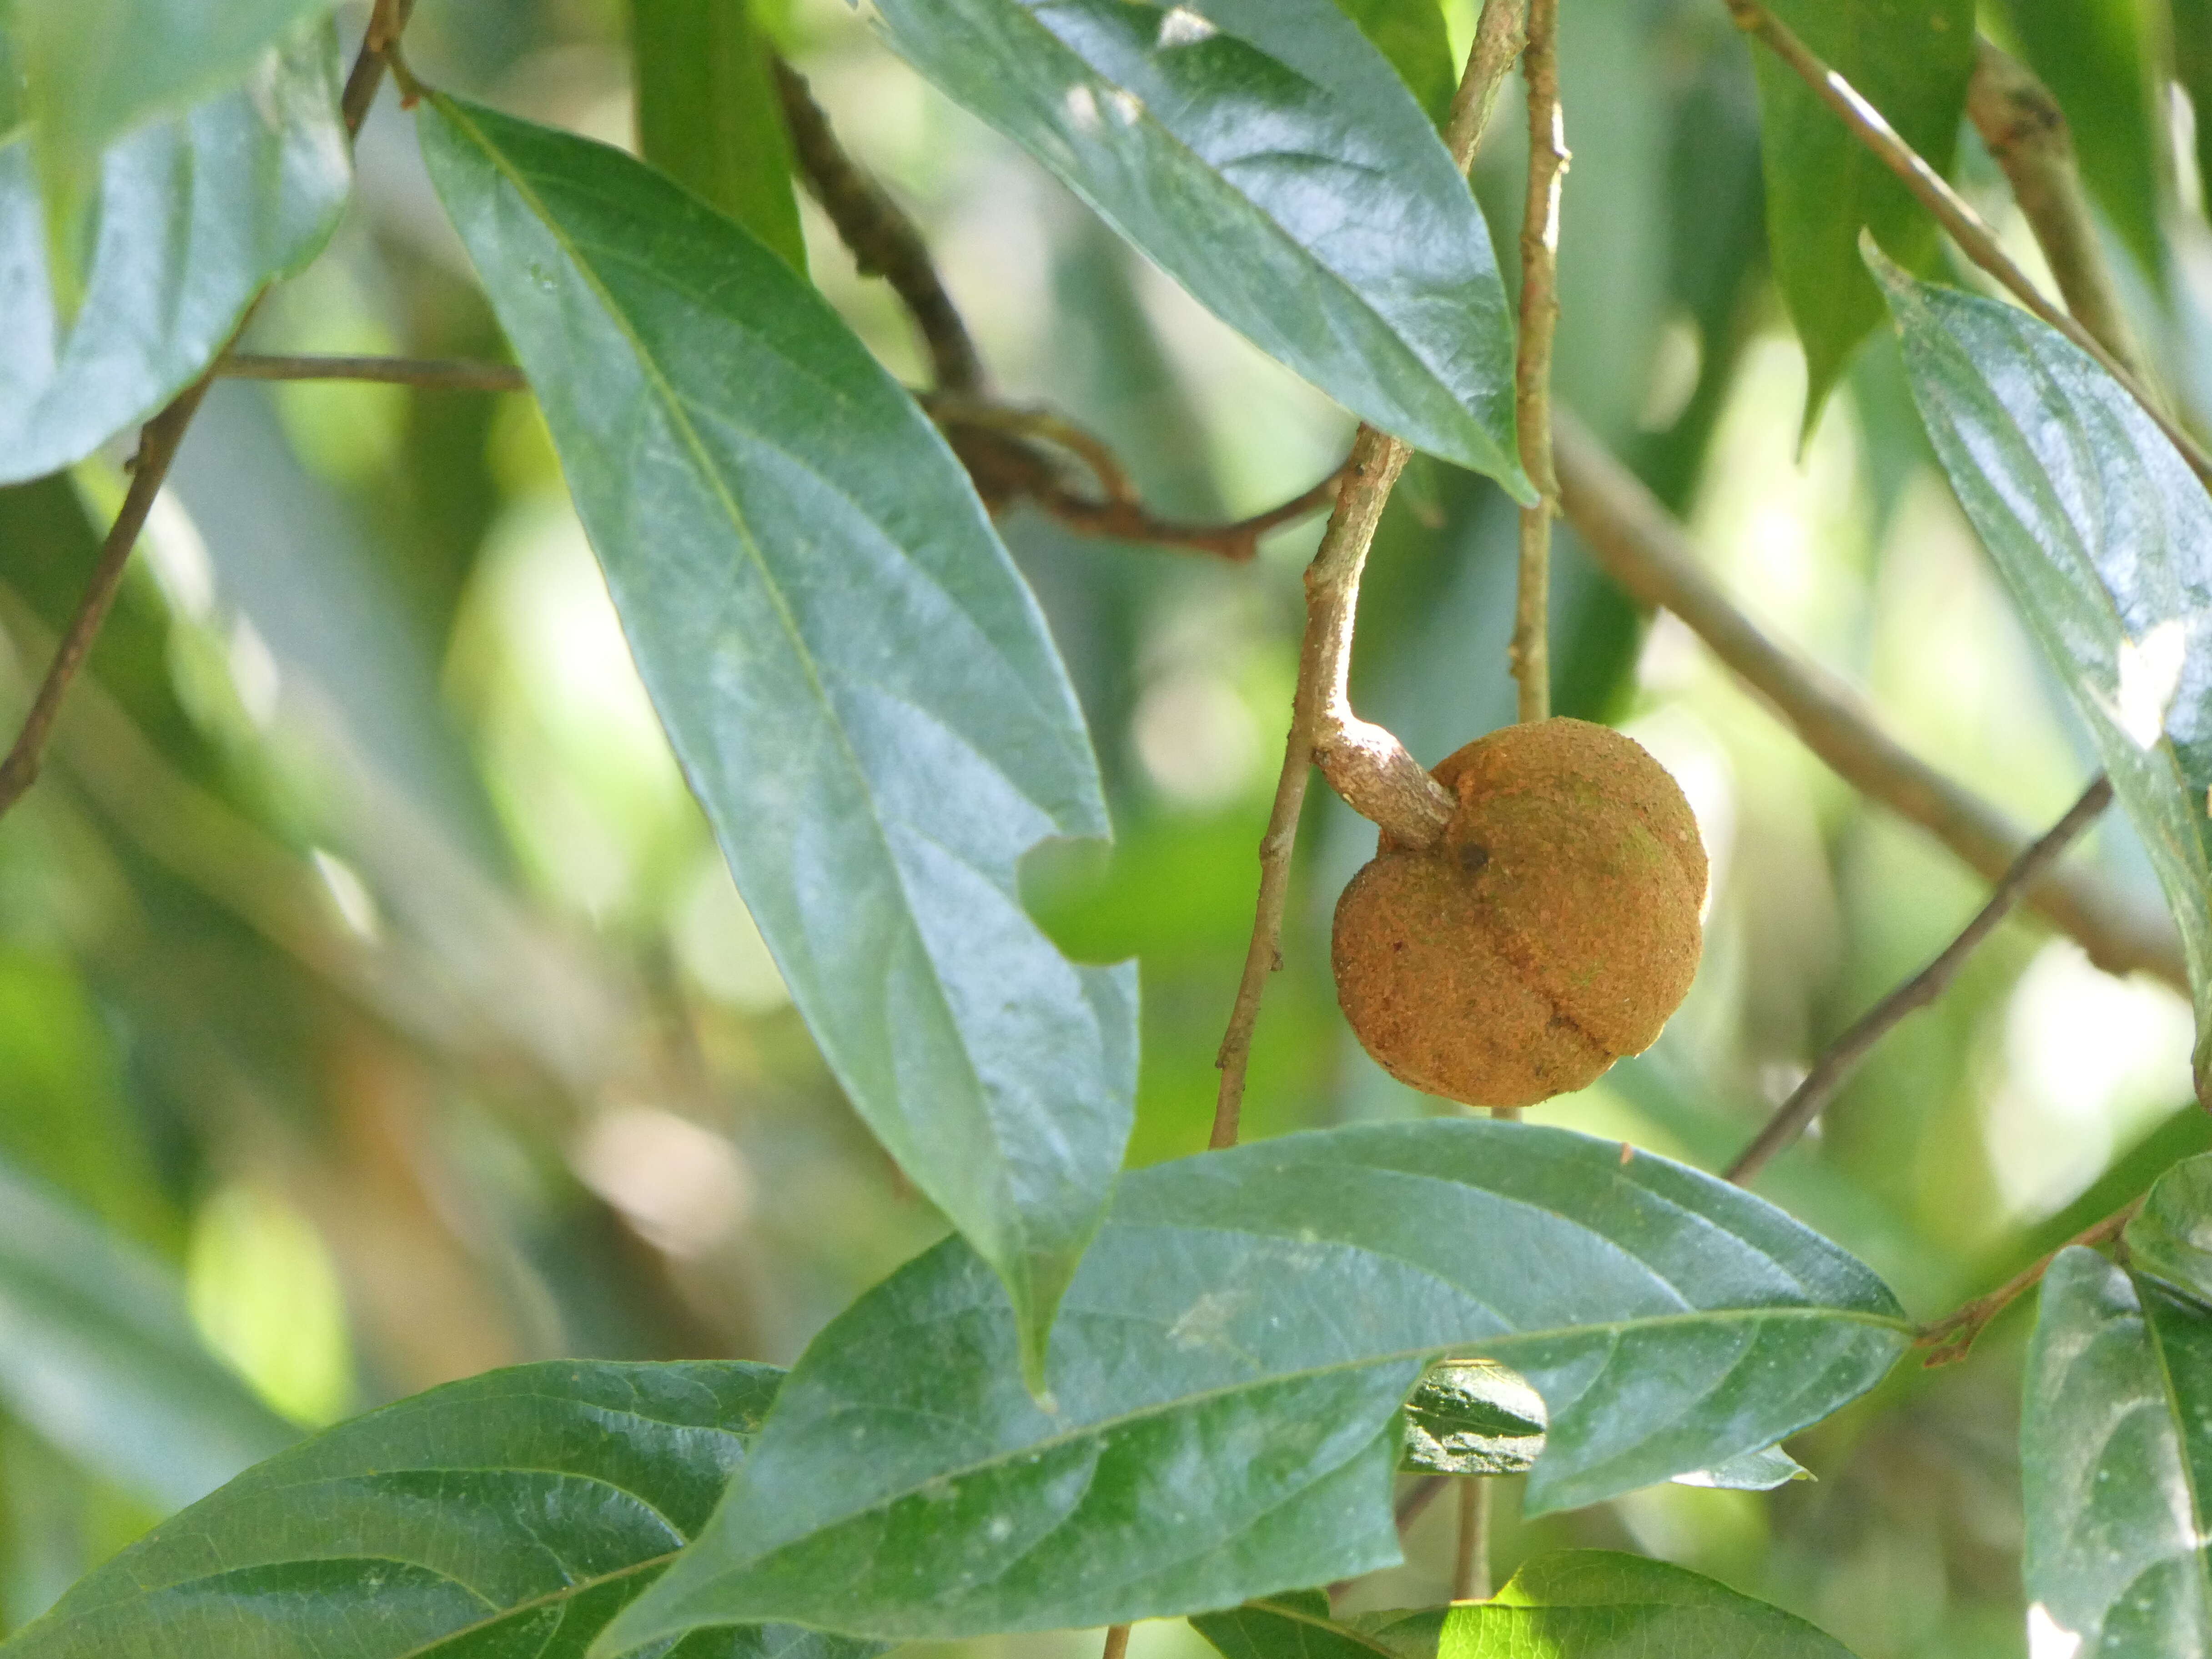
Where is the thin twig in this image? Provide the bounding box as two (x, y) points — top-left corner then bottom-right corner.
(1726, 776), (2114, 1184)
(1210, 4), (1529, 1151)
(1510, 0), (1563, 728)
(772, 55), (983, 395)
(1965, 38), (2148, 381)
(1915, 1196), (2144, 1365)
(1723, 0), (2212, 490)
(0, 10), (412, 827)
(1452, 1478), (1492, 1601)
(217, 353), (528, 392)
(1551, 409), (2185, 991)
(1100, 1625), (1131, 1659)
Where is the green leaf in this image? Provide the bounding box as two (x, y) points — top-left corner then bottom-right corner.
(16, 0), (338, 306)
(0, 1357), (884, 1659)
(1996, 0), (2166, 280)
(2124, 1152), (2212, 1305)
(1673, 1442), (1812, 1490)
(1875, 256), (2212, 1105)
(870, 0), (1529, 491)
(1443, 1551), (1860, 1656)
(2177, 0), (2212, 231)
(1400, 1357), (1546, 1477)
(416, 95), (1136, 1382)
(631, 0), (807, 272)
(1751, 0), (1974, 431)
(0, 1157), (296, 1515)
(2022, 1247), (2212, 1655)
(1194, 1592), (1443, 1659)
(596, 1121), (1909, 1650)
(1330, 0), (1453, 128)
(0, 27), (349, 486)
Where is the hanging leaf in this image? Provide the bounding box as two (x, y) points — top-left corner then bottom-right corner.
(1750, 0), (1975, 432)
(0, 1357), (884, 1659)
(416, 95), (1136, 1383)
(0, 1157), (296, 1517)
(1673, 1442), (1812, 1490)
(1876, 254), (2212, 1105)
(595, 1120), (1909, 1651)
(2022, 1246), (2212, 1656)
(1329, 0), (1453, 129)
(0, 27), (349, 486)
(869, 0), (1528, 491)
(630, 0), (807, 271)
(14, 0), (339, 303)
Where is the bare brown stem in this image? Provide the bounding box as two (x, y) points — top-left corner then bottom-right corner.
(1452, 1477), (1493, 1601)
(1209, 14), (1528, 1152)
(1552, 409), (2185, 991)
(1511, 0), (1563, 728)
(1100, 1626), (1131, 1659)
(1915, 1197), (2144, 1365)
(217, 353), (528, 392)
(1965, 38), (2147, 381)
(1727, 776), (2114, 1184)
(1723, 0), (2212, 490)
(341, 0), (419, 135)
(773, 55), (983, 395)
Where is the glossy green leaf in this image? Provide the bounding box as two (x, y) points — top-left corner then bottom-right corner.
(416, 95), (1135, 1380)
(631, 0), (806, 271)
(1400, 1357), (1545, 1477)
(1673, 1442), (1811, 1490)
(1443, 1551), (1859, 1656)
(1997, 0), (2165, 279)
(597, 1121), (1909, 1650)
(1877, 256), (2212, 1104)
(2022, 1247), (2212, 1656)
(1751, 0), (1973, 430)
(16, 0), (337, 307)
(0, 1157), (296, 1515)
(0, 27), (348, 486)
(0, 1357), (883, 1659)
(1330, 0), (1453, 128)
(870, 0), (1529, 490)
(2122, 1151), (2212, 1304)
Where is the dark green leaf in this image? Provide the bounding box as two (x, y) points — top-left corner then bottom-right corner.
(0, 1157), (296, 1515)
(631, 0), (806, 271)
(1877, 256), (2212, 1104)
(1673, 1442), (1812, 1490)
(2022, 1247), (2212, 1655)
(16, 0), (338, 306)
(416, 95), (1135, 1380)
(1997, 0), (2166, 279)
(1399, 1357), (1545, 1477)
(1443, 1551), (1859, 1656)
(2124, 1151), (2212, 1304)
(0, 1357), (883, 1659)
(1752, 0), (1974, 430)
(597, 1121), (1909, 1649)
(0, 27), (348, 484)
(870, 0), (1528, 490)
(1330, 0), (1453, 128)
(1194, 1592), (1441, 1659)
(2177, 0), (2212, 230)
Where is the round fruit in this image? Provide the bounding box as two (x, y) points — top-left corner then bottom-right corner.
(1330, 717), (1707, 1109)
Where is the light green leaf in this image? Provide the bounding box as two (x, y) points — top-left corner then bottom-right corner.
(870, 0), (1529, 490)
(1751, 0), (1974, 431)
(631, 0), (806, 271)
(1330, 0), (1453, 127)
(1194, 1592), (1442, 1659)
(16, 0), (338, 307)
(0, 1358), (883, 1659)
(1400, 1357), (1545, 1477)
(2022, 1247), (2212, 1656)
(0, 27), (349, 485)
(1876, 256), (2212, 1105)
(597, 1121), (1909, 1650)
(1442, 1551), (1859, 1656)
(0, 1158), (296, 1516)
(2123, 1151), (2212, 1304)
(416, 95), (1135, 1381)
(1672, 1442), (1812, 1490)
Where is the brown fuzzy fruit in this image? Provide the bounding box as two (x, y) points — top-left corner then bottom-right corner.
(1331, 717), (1707, 1108)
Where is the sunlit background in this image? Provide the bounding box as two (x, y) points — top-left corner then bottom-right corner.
(5, 1), (2211, 1655)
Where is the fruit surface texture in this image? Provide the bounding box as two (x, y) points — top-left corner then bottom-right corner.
(1332, 718), (1707, 1108)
